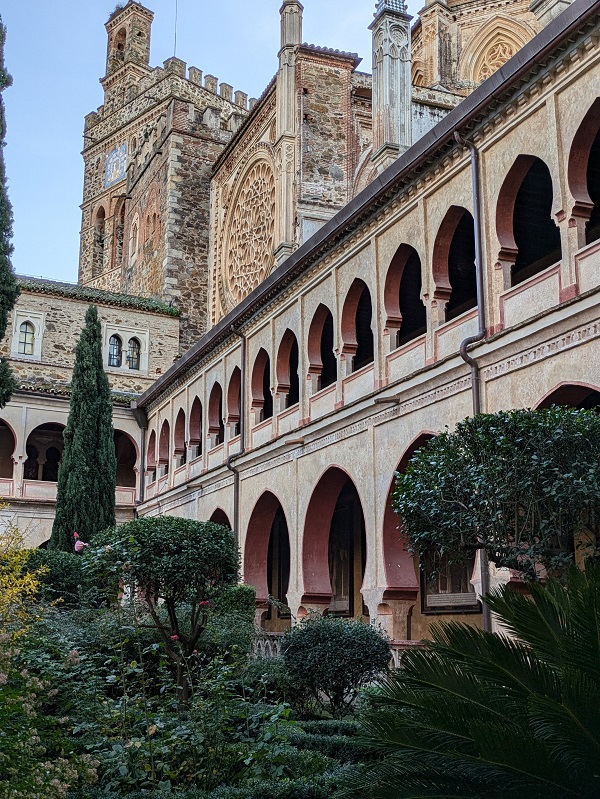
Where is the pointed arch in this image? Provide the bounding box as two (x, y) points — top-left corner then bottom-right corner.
(276, 329), (300, 408)
(432, 206), (477, 320)
(251, 348), (273, 422)
(384, 243), (426, 348)
(568, 98), (600, 244)
(208, 382), (225, 446)
(189, 397), (203, 457)
(227, 367), (242, 436)
(307, 304), (337, 390)
(460, 16), (536, 85)
(174, 408), (186, 465)
(302, 466), (367, 616)
(341, 278), (374, 371)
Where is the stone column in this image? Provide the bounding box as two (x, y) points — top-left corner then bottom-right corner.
(370, 0), (413, 174)
(274, 1), (302, 265)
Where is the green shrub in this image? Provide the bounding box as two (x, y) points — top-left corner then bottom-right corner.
(26, 548), (84, 606)
(240, 657), (314, 717)
(286, 730), (370, 763)
(281, 616), (390, 718)
(297, 719), (359, 736)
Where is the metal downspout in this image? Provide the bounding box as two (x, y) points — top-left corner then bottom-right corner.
(454, 130), (492, 632)
(226, 326), (246, 545)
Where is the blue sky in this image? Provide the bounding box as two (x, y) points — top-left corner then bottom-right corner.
(3, 1), (418, 284)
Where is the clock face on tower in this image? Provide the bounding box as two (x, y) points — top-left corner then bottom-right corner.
(105, 143), (128, 188)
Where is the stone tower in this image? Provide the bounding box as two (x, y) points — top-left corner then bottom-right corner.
(78, 1), (250, 350)
(370, 0), (413, 173)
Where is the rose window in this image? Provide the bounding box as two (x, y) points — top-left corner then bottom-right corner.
(225, 161), (275, 306)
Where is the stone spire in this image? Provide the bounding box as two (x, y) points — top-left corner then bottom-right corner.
(370, 0), (412, 173)
(274, 1), (303, 265)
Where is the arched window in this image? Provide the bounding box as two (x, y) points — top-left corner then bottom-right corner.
(127, 338), (141, 370)
(159, 420), (170, 474)
(308, 304), (337, 391)
(341, 279), (374, 372)
(251, 349), (273, 423)
(174, 408), (186, 466)
(496, 156), (562, 287)
(208, 383), (225, 446)
(114, 430), (137, 487)
(227, 367), (242, 437)
(147, 429), (157, 482)
(93, 207), (106, 277)
(432, 206), (477, 322)
(108, 335), (123, 367)
(384, 244), (427, 348)
(18, 321), (35, 356)
(189, 397), (203, 458)
(0, 419), (15, 479)
(115, 27), (126, 56)
(568, 99), (600, 246)
(276, 330), (300, 409)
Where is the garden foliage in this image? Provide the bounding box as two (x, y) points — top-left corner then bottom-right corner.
(50, 305), (116, 550)
(393, 407), (600, 577)
(347, 562), (600, 799)
(281, 614), (390, 718)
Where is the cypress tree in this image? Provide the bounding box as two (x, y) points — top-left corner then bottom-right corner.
(0, 17), (20, 408)
(49, 305), (116, 551)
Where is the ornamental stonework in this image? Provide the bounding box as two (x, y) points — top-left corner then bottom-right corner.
(224, 160), (275, 307)
(477, 41), (515, 82)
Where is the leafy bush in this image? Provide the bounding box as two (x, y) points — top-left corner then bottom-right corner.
(84, 517), (240, 701)
(281, 616), (390, 718)
(393, 407), (600, 577)
(348, 563), (600, 798)
(240, 657), (314, 717)
(26, 549), (84, 606)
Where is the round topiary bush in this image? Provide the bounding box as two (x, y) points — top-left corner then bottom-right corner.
(281, 615), (390, 717)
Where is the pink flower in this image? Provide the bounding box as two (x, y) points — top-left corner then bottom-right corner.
(73, 532), (79, 539)
(192, 650), (198, 655)
(74, 540), (89, 553)
(170, 634), (179, 641)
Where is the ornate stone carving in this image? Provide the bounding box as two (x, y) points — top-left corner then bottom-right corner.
(477, 40), (515, 81)
(225, 160), (275, 306)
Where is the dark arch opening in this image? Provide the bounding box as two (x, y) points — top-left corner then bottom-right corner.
(511, 158), (562, 285)
(244, 492), (292, 630)
(585, 130), (600, 245)
(210, 508), (231, 529)
(536, 383), (600, 410)
(446, 210), (477, 320)
(208, 383), (225, 446)
(114, 430), (137, 487)
(227, 368), (242, 437)
(385, 244), (427, 348)
(252, 350), (273, 422)
(308, 305), (337, 391)
(174, 408), (186, 466)
(302, 467), (367, 618)
(353, 286), (374, 371)
(24, 423), (64, 482)
(189, 397), (203, 458)
(0, 419), (15, 479)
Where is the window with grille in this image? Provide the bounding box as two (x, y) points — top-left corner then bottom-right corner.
(127, 338), (141, 370)
(108, 335), (123, 367)
(18, 322), (35, 356)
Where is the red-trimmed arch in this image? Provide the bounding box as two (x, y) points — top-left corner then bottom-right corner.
(244, 490), (290, 603)
(382, 433), (435, 594)
(535, 382), (600, 410)
(302, 466), (366, 606)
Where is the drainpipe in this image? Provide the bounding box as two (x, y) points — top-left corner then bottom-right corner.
(454, 130), (492, 632)
(226, 325), (246, 545)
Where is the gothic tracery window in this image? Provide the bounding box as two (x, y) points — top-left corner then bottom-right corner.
(477, 40), (515, 82)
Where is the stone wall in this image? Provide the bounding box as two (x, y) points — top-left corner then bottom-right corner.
(1, 287), (180, 396)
